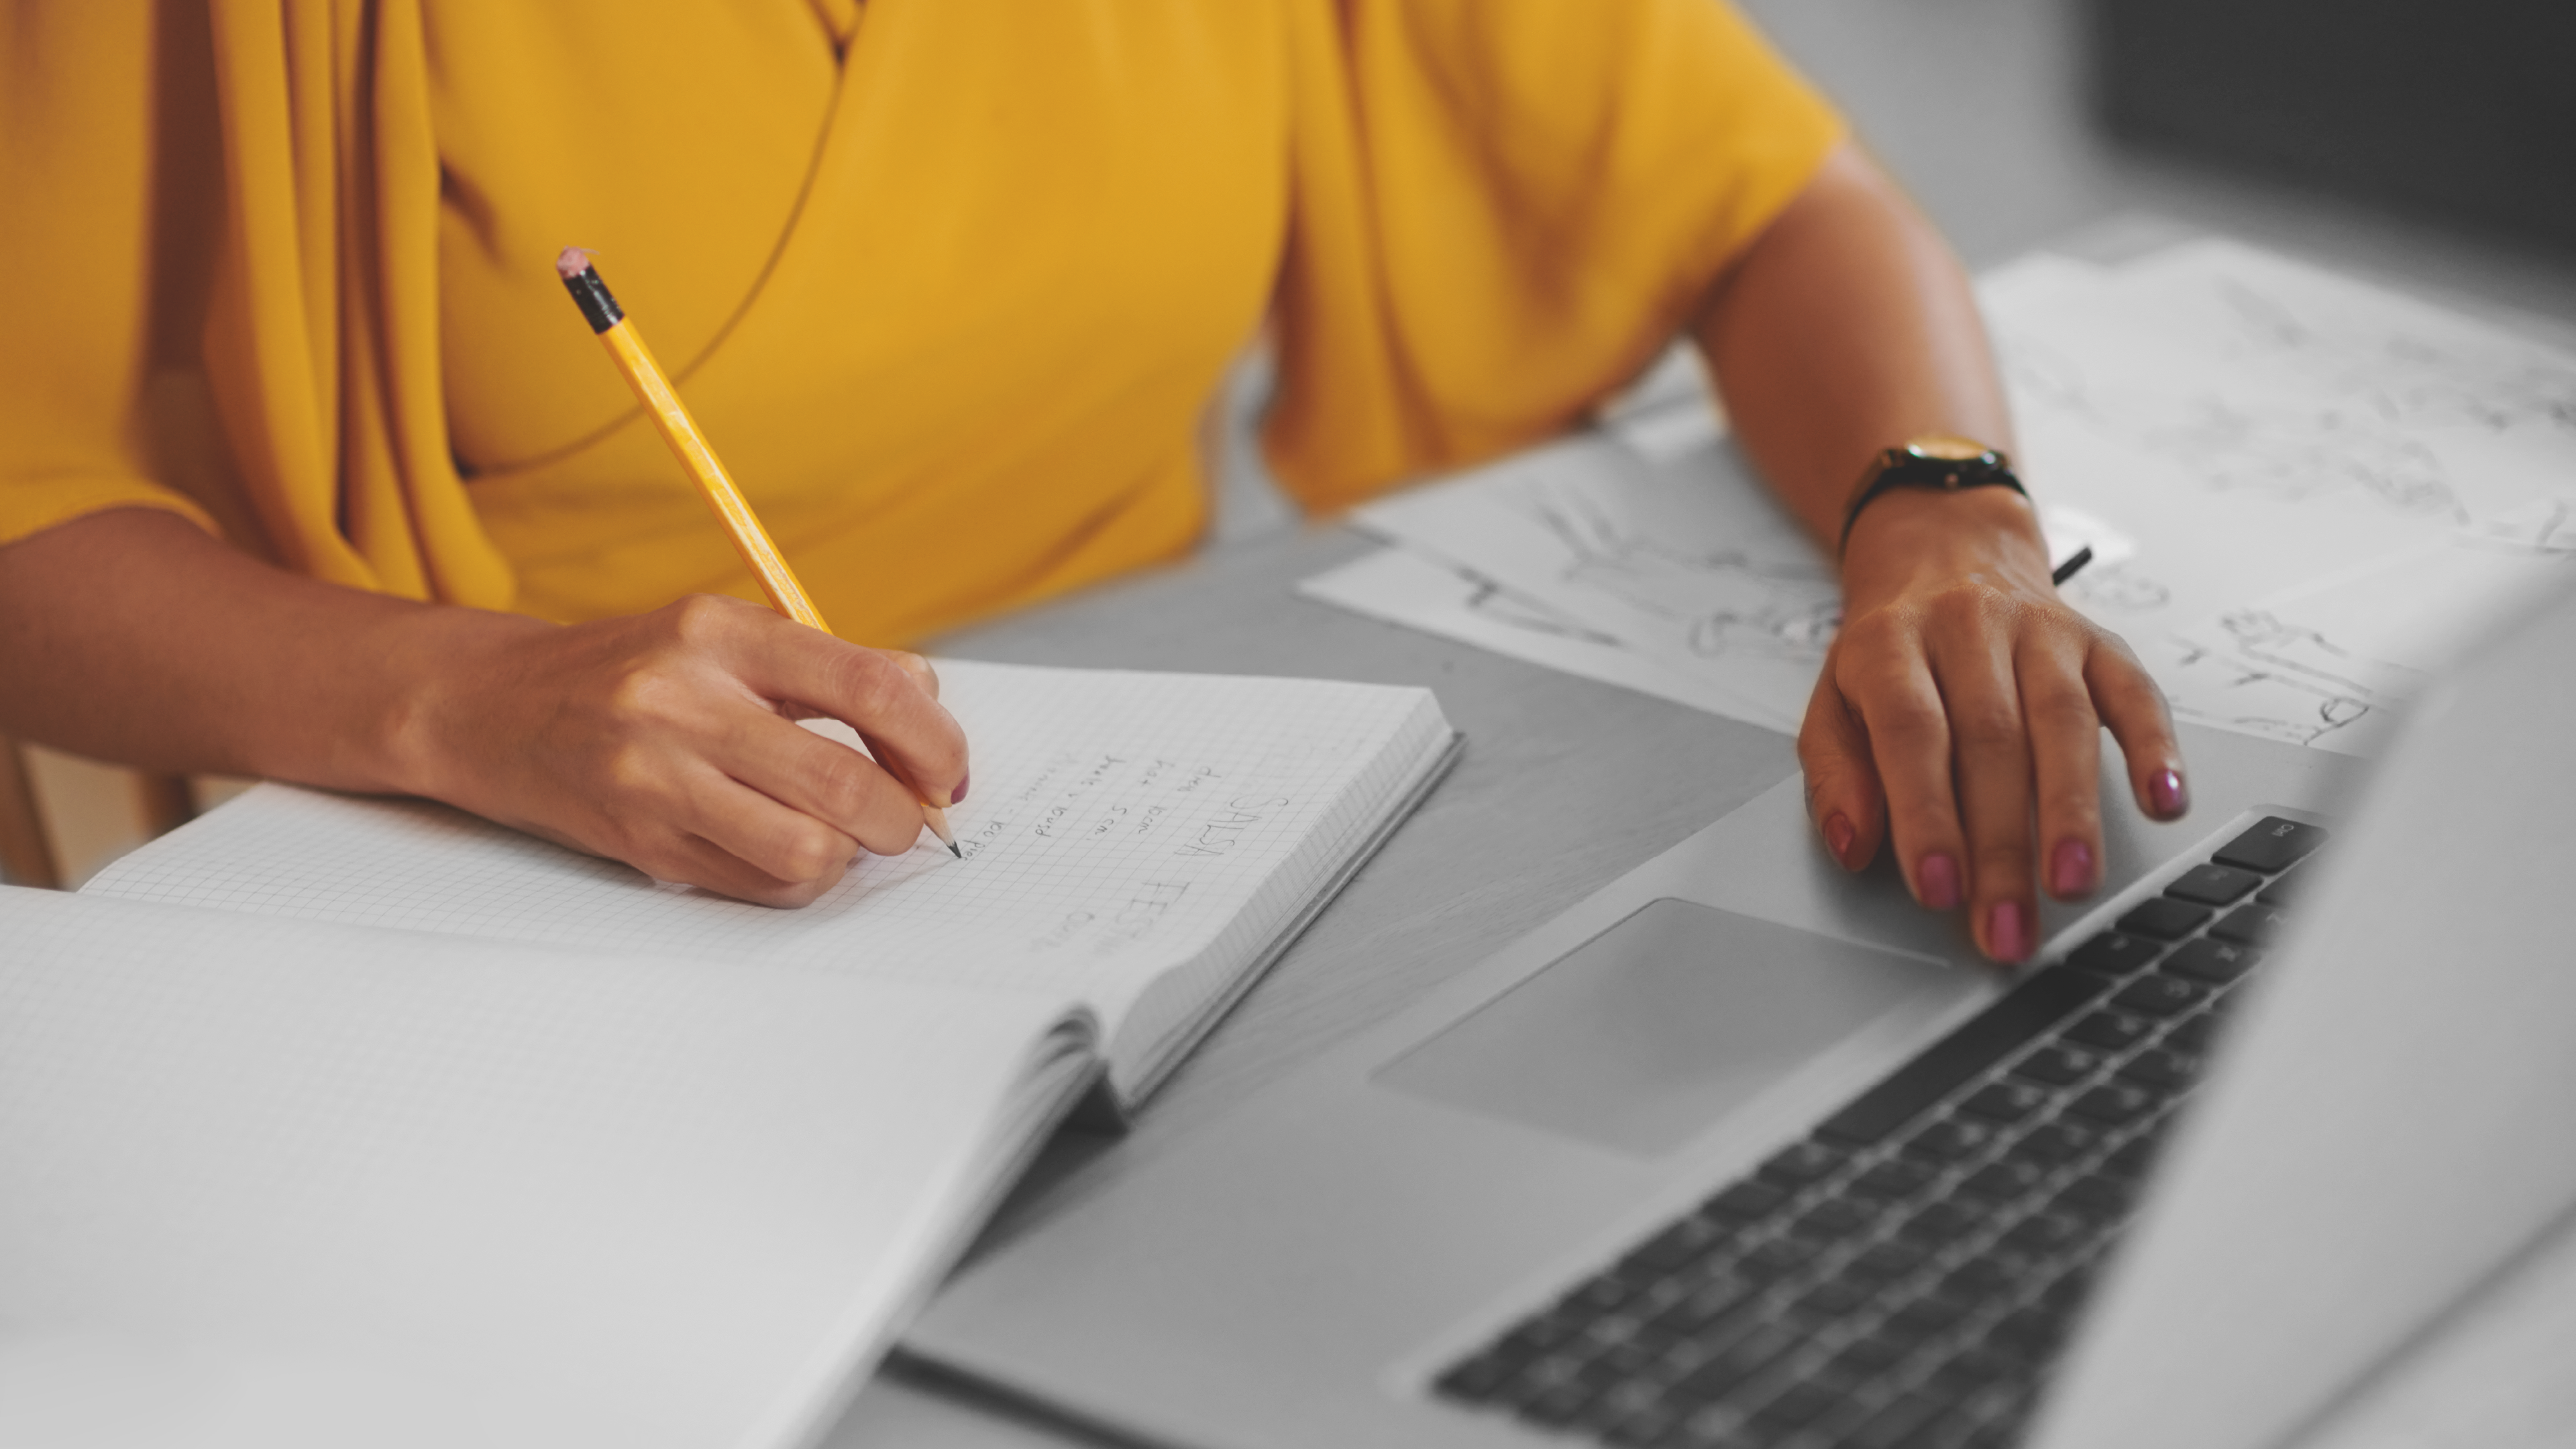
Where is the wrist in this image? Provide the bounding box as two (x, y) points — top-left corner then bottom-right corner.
(1837, 484), (2051, 608)
(366, 606), (555, 803)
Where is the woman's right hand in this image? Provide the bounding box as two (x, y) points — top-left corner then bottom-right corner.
(0, 512), (965, 908)
(398, 593), (969, 908)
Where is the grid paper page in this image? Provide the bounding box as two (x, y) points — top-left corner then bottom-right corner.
(89, 662), (1449, 1091)
(0, 885), (1090, 1449)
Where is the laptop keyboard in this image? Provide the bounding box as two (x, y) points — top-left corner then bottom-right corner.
(1432, 816), (2328, 1449)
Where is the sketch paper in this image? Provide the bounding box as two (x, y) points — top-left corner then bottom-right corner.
(1297, 547), (1777, 723)
(1314, 239), (2576, 754)
(1356, 435), (1833, 731)
(2147, 497), (2576, 754)
(1348, 433), (2133, 737)
(1994, 239), (2576, 749)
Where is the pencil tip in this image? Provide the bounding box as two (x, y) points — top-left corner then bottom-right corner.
(949, 842), (963, 859)
(554, 246), (596, 280)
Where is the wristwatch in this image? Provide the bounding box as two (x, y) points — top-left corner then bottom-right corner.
(1838, 435), (2027, 557)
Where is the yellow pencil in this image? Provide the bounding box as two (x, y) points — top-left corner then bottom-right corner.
(555, 247), (959, 857)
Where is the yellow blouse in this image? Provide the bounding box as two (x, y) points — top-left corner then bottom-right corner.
(0, 0), (1839, 644)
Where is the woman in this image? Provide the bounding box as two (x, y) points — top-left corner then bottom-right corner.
(0, 0), (2184, 959)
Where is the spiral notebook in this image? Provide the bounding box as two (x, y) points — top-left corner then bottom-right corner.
(7, 661), (1456, 1447)
(88, 659), (1463, 1112)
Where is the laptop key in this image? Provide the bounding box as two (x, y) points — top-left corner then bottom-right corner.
(1436, 1353), (1517, 1401)
(2110, 975), (2205, 1018)
(2164, 1012), (2220, 1054)
(2212, 903), (2293, 946)
(2063, 1011), (2153, 1051)
(2007, 1118), (2101, 1164)
(1794, 1277), (1879, 1318)
(2010, 1042), (2103, 1085)
(2162, 938), (2260, 984)
(1884, 1295), (1971, 1338)
(2055, 1173), (2136, 1219)
(1619, 1217), (1731, 1274)
(1491, 1313), (1585, 1363)
(2097, 1135), (2161, 1180)
(1958, 1159), (2047, 1200)
(2069, 1082), (2158, 1125)
(1902, 1117), (2000, 1163)
(1831, 1334), (1913, 1374)
(1701, 1180), (1790, 1223)
(1815, 967), (2111, 1144)
(1928, 1346), (2024, 1395)
(1668, 1323), (1801, 1403)
(2117, 1046), (2198, 1093)
(1737, 1237), (1819, 1281)
(1848, 1393), (1947, 1449)
(1959, 1081), (2052, 1123)
(1986, 1305), (2069, 1358)
(2064, 930), (2161, 977)
(2212, 816), (2328, 873)
(1759, 1138), (1848, 1187)
(1939, 1252), (2033, 1297)
(2000, 1209), (2085, 1253)
(1788, 1199), (1880, 1242)
(1645, 1279), (1760, 1340)
(2162, 863), (2263, 905)
(1896, 1198), (1985, 1247)
(1843, 1240), (1931, 1283)
(1755, 1381), (1843, 1430)
(1850, 1158), (1939, 1200)
(2116, 897), (2212, 941)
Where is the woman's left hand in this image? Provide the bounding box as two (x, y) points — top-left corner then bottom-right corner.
(1797, 484), (2188, 963)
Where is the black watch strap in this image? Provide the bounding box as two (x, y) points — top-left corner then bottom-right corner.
(1838, 440), (2027, 558)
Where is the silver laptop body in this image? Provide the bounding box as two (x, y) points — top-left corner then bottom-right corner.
(908, 581), (2576, 1449)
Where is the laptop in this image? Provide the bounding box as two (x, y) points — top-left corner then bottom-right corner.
(906, 576), (2576, 1449)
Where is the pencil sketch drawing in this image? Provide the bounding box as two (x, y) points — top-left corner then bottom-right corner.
(1519, 483), (1841, 663)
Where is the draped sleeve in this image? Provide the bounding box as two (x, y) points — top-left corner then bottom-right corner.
(0, 0), (513, 608)
(0, 7), (227, 549)
(1267, 0), (1846, 511)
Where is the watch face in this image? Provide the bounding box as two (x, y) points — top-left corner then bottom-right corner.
(1905, 434), (1996, 462)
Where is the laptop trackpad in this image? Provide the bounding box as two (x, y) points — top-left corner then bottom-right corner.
(1375, 899), (1955, 1158)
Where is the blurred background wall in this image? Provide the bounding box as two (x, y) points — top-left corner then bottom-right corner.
(2095, 0), (2576, 262)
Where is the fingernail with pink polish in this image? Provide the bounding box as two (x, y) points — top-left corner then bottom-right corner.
(2050, 839), (2094, 898)
(2150, 768), (2188, 818)
(1918, 853), (1962, 911)
(1988, 899), (2030, 962)
(951, 771), (971, 806)
(1824, 812), (1856, 866)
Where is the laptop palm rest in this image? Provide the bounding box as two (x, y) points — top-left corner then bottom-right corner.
(1374, 900), (1955, 1159)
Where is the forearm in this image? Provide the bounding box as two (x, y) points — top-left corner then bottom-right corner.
(1688, 142), (2185, 962)
(0, 506), (969, 907)
(1692, 142), (2026, 556)
(0, 508), (541, 791)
